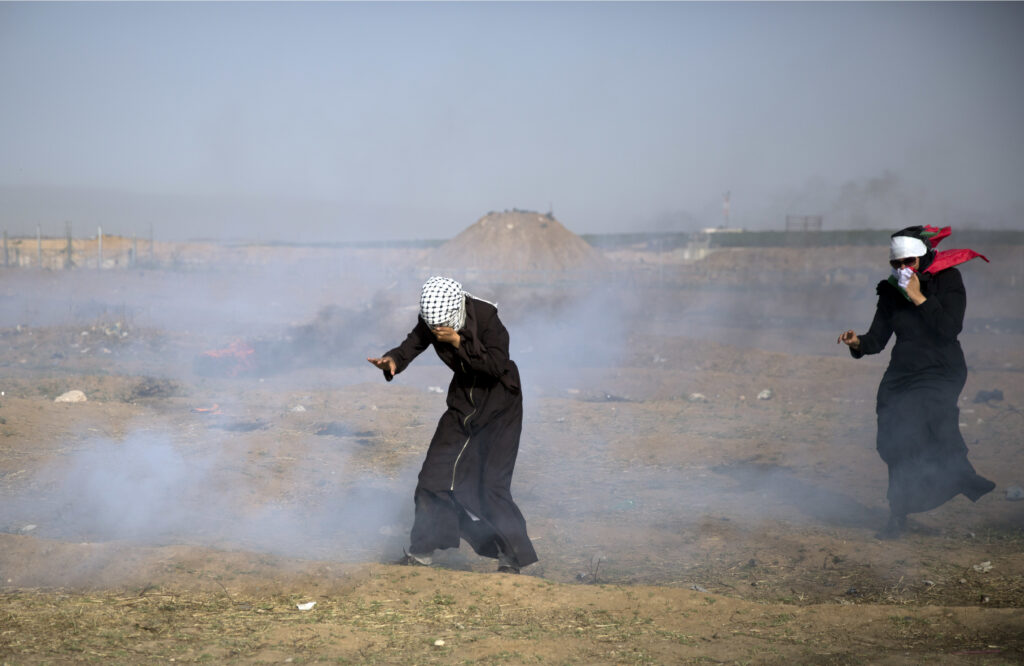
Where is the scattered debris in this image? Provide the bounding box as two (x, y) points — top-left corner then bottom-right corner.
(290, 405), (307, 413)
(690, 584), (709, 593)
(433, 639), (446, 648)
(972, 389), (1004, 404)
(195, 339), (257, 377)
(54, 390), (87, 403)
(427, 386), (444, 394)
(191, 404), (222, 415)
(757, 389), (773, 400)
(20, 524), (37, 533)
(687, 393), (708, 403)
(296, 601), (316, 611)
(1005, 485), (1024, 501)
(972, 561), (993, 573)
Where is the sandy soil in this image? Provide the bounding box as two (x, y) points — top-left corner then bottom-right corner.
(1, 244), (1022, 664)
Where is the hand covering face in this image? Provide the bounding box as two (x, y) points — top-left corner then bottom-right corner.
(890, 265), (915, 290)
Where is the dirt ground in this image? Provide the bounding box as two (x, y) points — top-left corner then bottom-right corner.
(1, 243), (1022, 664)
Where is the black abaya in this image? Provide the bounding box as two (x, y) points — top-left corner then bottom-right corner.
(852, 267), (994, 514)
(382, 297), (538, 567)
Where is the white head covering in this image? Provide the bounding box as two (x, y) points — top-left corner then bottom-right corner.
(419, 276), (466, 330)
(889, 235), (928, 261)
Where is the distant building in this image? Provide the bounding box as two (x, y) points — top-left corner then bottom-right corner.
(785, 215), (823, 232)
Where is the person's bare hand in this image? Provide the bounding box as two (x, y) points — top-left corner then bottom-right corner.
(905, 272), (926, 305)
(431, 326), (461, 348)
(837, 330), (860, 349)
(367, 356), (396, 375)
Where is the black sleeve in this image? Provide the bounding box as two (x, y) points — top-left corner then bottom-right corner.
(852, 283), (893, 358)
(916, 268), (965, 341)
(382, 318), (433, 381)
(455, 307), (511, 381)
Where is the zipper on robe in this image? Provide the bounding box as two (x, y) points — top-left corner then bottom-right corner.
(450, 362), (476, 491)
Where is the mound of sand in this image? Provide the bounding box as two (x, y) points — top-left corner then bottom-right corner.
(426, 210), (606, 276)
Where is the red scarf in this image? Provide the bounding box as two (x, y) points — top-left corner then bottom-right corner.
(919, 225), (989, 274)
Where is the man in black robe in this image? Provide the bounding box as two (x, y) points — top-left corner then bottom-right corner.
(368, 276), (537, 572)
(839, 226), (995, 538)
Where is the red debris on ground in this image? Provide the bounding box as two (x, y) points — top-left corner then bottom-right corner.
(198, 340), (256, 377)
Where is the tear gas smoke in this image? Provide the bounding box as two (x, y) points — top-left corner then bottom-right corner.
(2, 206), (1020, 586)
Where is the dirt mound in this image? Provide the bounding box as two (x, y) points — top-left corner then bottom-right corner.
(427, 210), (607, 277)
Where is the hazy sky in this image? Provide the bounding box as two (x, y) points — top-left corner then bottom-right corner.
(1, 1), (1022, 241)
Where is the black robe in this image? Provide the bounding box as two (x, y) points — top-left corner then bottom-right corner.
(852, 268), (994, 515)
(383, 297), (538, 567)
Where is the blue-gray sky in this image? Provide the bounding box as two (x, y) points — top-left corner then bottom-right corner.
(1, 1), (1022, 241)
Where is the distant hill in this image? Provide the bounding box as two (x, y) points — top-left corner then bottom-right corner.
(426, 210), (607, 277)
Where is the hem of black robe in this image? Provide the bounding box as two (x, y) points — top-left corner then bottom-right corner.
(453, 490), (539, 567)
(888, 466), (996, 515)
(409, 487), (538, 567)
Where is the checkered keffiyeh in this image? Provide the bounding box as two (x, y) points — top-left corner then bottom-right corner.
(419, 276), (467, 331)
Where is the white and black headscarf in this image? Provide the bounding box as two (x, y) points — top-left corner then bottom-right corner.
(890, 226), (936, 272)
(889, 234), (928, 261)
(419, 276), (467, 331)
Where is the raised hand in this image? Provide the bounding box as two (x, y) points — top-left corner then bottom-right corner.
(837, 330), (860, 349)
(367, 356), (396, 375)
(904, 272), (926, 305)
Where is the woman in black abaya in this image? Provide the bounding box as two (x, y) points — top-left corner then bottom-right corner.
(368, 276), (537, 572)
(838, 226), (995, 539)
